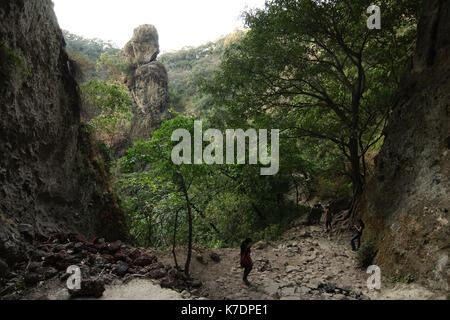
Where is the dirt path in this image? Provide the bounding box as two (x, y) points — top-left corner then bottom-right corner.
(156, 224), (371, 300)
(158, 223), (445, 300)
(18, 220), (444, 300)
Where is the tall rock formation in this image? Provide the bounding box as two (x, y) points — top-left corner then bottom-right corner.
(360, 0), (449, 292)
(123, 25), (170, 140)
(0, 0), (127, 271)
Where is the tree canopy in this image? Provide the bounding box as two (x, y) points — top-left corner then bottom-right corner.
(204, 0), (420, 206)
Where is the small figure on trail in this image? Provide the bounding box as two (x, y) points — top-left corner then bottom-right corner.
(240, 238), (253, 286)
(351, 219), (365, 251)
(307, 203), (323, 225)
(325, 205), (332, 233)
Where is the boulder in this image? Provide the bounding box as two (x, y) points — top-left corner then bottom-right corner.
(69, 279), (105, 299)
(148, 268), (167, 279)
(108, 240), (121, 254)
(122, 24), (171, 142)
(113, 250), (127, 262)
(113, 261), (129, 277)
(102, 254), (115, 263)
(133, 253), (156, 266)
(129, 248), (142, 261)
(160, 276), (177, 289)
(123, 24), (160, 65)
(210, 252), (221, 263)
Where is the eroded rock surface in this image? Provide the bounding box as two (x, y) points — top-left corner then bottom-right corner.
(123, 25), (170, 140)
(124, 25), (160, 65)
(0, 0), (127, 279)
(361, 0), (450, 292)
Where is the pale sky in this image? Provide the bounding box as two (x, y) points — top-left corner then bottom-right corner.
(53, 0), (267, 52)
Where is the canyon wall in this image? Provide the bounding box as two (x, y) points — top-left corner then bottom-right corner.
(360, 0), (449, 291)
(0, 0), (127, 272)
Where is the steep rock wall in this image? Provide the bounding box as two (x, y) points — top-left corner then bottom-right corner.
(123, 25), (170, 140)
(0, 0), (127, 270)
(360, 0), (449, 291)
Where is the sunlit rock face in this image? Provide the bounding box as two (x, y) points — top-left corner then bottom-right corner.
(124, 24), (160, 65)
(360, 0), (449, 292)
(123, 25), (170, 140)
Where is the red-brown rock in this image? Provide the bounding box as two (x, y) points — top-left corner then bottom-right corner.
(133, 254), (156, 266)
(128, 248), (142, 261)
(108, 240), (121, 254)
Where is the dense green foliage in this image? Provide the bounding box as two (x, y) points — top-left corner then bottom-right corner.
(80, 79), (132, 147)
(64, 1), (420, 270)
(63, 30), (121, 80)
(204, 0), (420, 205)
(159, 32), (245, 115)
(356, 240), (377, 268)
(117, 116), (309, 253)
(63, 30), (120, 64)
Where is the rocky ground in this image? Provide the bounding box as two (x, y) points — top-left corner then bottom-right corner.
(0, 232), (200, 300)
(162, 224), (372, 300)
(0, 219), (445, 300)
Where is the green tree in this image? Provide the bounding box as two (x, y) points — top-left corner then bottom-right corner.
(81, 79), (132, 147)
(204, 0), (420, 209)
(96, 51), (131, 82)
(121, 116), (210, 277)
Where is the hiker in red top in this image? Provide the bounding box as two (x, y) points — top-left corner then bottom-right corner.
(240, 238), (253, 286)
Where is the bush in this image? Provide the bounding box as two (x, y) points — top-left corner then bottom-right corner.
(356, 241), (377, 268)
(391, 274), (415, 284)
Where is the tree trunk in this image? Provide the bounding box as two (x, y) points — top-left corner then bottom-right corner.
(191, 203), (221, 235)
(348, 136), (364, 216)
(178, 172), (193, 278)
(147, 216), (152, 247)
(172, 207), (181, 270)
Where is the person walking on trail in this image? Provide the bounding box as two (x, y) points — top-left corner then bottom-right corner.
(351, 219), (365, 251)
(325, 205), (333, 233)
(240, 238), (253, 286)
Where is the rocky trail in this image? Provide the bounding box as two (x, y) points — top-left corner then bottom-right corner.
(1, 218), (443, 300)
(167, 224), (372, 300)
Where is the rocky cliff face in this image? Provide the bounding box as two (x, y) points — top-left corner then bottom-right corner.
(360, 0), (449, 291)
(124, 25), (170, 140)
(0, 0), (127, 273)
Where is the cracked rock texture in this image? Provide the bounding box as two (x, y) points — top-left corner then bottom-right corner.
(123, 25), (170, 140)
(0, 0), (127, 272)
(361, 0), (449, 292)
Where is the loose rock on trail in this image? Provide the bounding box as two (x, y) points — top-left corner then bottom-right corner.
(1, 218), (441, 300)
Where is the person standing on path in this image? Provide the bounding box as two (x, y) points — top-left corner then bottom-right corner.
(351, 219), (365, 251)
(240, 238), (253, 286)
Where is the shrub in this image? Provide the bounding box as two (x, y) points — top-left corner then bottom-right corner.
(391, 274), (415, 284)
(356, 241), (377, 268)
